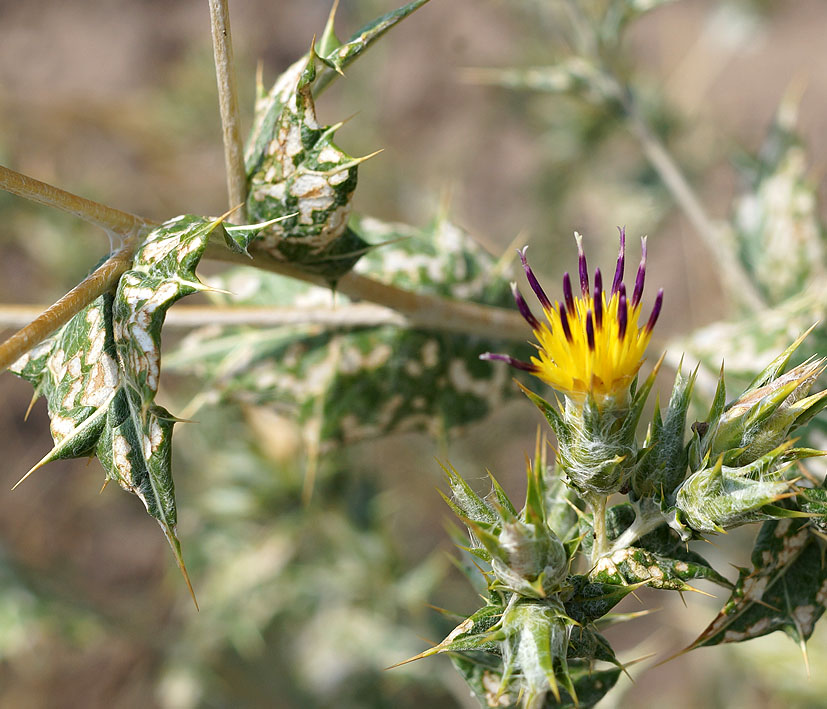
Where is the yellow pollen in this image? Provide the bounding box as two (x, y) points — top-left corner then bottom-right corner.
(530, 290), (652, 399)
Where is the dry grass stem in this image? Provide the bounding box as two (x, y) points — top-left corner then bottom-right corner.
(0, 164), (149, 236)
(208, 0), (247, 224)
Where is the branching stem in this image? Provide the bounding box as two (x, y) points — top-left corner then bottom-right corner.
(0, 164), (149, 236)
(208, 0), (247, 224)
(0, 243), (136, 373)
(608, 497), (666, 553)
(204, 243), (529, 340)
(0, 164), (529, 374)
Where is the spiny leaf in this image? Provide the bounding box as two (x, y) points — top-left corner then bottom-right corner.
(590, 546), (717, 593)
(315, 0), (432, 94)
(684, 518), (827, 651)
(245, 47), (369, 278)
(633, 362), (695, 499)
(9, 214), (258, 606)
(392, 601), (505, 665)
(243, 0), (433, 280)
(563, 574), (644, 624)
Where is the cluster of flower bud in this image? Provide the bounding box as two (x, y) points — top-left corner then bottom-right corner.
(673, 331), (827, 533)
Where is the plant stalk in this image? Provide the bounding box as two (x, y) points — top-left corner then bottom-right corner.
(0, 302), (407, 330)
(609, 498), (665, 553)
(208, 0), (247, 224)
(0, 164), (149, 236)
(204, 242), (529, 340)
(0, 243), (136, 373)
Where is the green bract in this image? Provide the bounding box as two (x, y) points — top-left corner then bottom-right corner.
(520, 362), (659, 497)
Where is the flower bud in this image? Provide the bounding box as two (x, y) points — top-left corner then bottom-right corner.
(491, 520), (568, 598)
(675, 442), (821, 533)
(692, 329), (827, 469)
(707, 358), (826, 466)
(500, 599), (573, 707)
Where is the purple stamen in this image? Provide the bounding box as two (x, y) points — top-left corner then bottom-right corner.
(611, 227), (626, 295)
(619, 283), (626, 301)
(480, 352), (539, 373)
(632, 237), (647, 307)
(519, 247), (553, 311)
(586, 310), (595, 350)
(511, 283), (541, 331)
(593, 268), (603, 329)
(559, 304), (573, 342)
(562, 272), (575, 313)
(617, 294), (628, 340)
(575, 232), (589, 296)
(645, 289), (664, 333)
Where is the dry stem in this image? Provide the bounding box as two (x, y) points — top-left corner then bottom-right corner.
(0, 244), (136, 372)
(0, 164), (149, 236)
(208, 0), (247, 223)
(0, 302), (407, 330)
(619, 93), (765, 310)
(0, 161), (529, 376)
(204, 243), (529, 340)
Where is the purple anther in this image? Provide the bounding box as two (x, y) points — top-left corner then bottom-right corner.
(619, 283), (626, 301)
(562, 272), (575, 313)
(480, 352), (539, 373)
(611, 227), (626, 295)
(576, 233), (589, 296)
(559, 304), (573, 342)
(645, 289), (664, 333)
(586, 310), (595, 350)
(593, 267), (603, 298)
(511, 283), (541, 331)
(519, 247), (553, 311)
(594, 289), (603, 329)
(631, 237), (648, 307)
(617, 294), (628, 340)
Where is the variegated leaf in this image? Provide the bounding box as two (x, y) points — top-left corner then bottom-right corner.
(579, 504), (730, 589)
(166, 216), (526, 449)
(732, 92), (826, 305)
(10, 214), (249, 599)
(245, 48), (366, 278)
(563, 574), (641, 624)
(315, 0), (432, 93)
(686, 518), (827, 650)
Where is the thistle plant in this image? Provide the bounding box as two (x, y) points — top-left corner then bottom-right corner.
(406, 233), (827, 709)
(1, 1), (827, 707)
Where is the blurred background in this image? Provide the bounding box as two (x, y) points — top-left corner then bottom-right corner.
(0, 0), (826, 707)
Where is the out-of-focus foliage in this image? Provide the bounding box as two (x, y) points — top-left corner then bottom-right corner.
(167, 213), (524, 452)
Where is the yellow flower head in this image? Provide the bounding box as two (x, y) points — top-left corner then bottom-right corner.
(483, 229), (663, 401)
